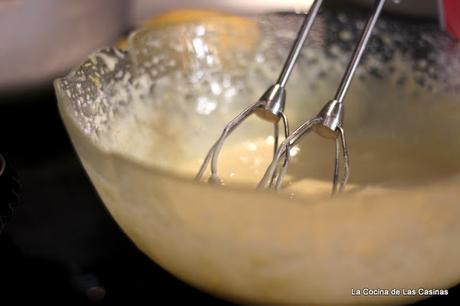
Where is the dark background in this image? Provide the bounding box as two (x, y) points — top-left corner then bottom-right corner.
(0, 87), (232, 305)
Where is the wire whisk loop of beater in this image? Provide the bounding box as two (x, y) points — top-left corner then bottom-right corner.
(197, 0), (387, 195)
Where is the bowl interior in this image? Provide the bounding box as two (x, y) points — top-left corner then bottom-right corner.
(57, 12), (460, 196)
(54, 11), (460, 305)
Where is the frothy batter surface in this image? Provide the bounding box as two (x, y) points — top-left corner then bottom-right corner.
(83, 13), (460, 202)
(181, 137), (389, 200)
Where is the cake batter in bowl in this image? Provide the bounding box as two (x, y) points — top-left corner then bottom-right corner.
(55, 11), (460, 305)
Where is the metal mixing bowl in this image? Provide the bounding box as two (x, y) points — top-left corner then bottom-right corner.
(55, 11), (460, 305)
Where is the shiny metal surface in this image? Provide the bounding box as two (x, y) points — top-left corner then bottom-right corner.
(195, 0), (323, 185)
(259, 0), (386, 193)
(335, 0), (386, 103)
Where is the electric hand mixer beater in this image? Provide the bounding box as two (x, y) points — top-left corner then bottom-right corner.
(259, 0), (386, 193)
(195, 0), (324, 185)
(196, 0), (386, 193)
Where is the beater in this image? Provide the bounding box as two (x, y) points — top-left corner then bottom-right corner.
(258, 0), (386, 193)
(195, 0), (324, 184)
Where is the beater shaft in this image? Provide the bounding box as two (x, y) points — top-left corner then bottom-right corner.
(335, 0), (386, 103)
(259, 0), (386, 194)
(277, 0), (323, 88)
(196, 0), (324, 184)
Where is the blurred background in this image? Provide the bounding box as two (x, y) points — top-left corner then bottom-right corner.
(0, 0), (458, 304)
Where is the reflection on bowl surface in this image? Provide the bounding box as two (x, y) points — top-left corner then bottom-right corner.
(55, 11), (460, 306)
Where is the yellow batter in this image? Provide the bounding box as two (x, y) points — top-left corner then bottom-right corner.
(182, 137), (389, 199)
(55, 9), (460, 306)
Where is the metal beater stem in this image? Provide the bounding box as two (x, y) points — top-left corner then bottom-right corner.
(259, 0), (386, 192)
(277, 0), (323, 88)
(334, 0), (386, 103)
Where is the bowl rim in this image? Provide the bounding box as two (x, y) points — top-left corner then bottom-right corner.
(54, 19), (460, 204)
